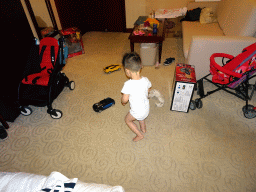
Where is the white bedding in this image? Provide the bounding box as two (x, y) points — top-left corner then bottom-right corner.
(0, 171), (125, 192)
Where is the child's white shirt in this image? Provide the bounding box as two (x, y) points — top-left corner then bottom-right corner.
(121, 77), (152, 120)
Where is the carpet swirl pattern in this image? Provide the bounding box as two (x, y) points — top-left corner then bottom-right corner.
(0, 32), (256, 192)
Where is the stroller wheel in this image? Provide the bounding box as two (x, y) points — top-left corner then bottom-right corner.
(0, 126), (8, 140)
(189, 100), (196, 110)
(195, 99), (203, 109)
(244, 109), (256, 119)
(20, 106), (32, 116)
(50, 109), (63, 119)
(68, 81), (75, 90)
(242, 105), (254, 113)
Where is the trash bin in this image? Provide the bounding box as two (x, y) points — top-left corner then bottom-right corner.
(140, 43), (158, 66)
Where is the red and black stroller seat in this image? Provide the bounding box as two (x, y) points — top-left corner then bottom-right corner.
(18, 37), (75, 119)
(210, 43), (256, 88)
(191, 43), (256, 119)
(21, 37), (59, 86)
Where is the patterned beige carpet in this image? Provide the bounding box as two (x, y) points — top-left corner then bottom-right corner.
(1, 32), (256, 192)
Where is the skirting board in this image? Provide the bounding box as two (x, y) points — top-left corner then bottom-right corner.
(195, 0), (221, 1)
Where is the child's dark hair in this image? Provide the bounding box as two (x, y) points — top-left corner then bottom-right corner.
(122, 52), (142, 72)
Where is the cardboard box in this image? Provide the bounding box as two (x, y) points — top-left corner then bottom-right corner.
(171, 63), (196, 112)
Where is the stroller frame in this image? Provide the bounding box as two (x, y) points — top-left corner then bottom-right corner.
(18, 37), (75, 119)
(190, 47), (256, 119)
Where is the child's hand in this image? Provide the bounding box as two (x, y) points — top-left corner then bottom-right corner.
(121, 93), (129, 106)
(121, 101), (127, 106)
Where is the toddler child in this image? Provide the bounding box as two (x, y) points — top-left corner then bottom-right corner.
(121, 52), (152, 141)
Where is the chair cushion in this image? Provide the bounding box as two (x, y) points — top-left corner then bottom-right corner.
(182, 21), (224, 58)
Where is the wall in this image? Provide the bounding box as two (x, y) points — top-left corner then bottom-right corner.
(145, 0), (190, 16)
(126, 0), (190, 28)
(125, 0), (146, 28)
(30, 0), (52, 28)
(20, 0), (39, 39)
(24, 0), (191, 31)
(50, 0), (62, 30)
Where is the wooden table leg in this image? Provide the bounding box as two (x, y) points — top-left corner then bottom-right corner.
(158, 41), (163, 63)
(130, 41), (134, 52)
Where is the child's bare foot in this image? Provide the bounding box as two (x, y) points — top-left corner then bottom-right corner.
(133, 135), (144, 142)
(141, 127), (146, 133)
(139, 120), (146, 133)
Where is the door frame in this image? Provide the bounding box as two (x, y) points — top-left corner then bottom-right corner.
(23, 0), (42, 39)
(45, 0), (58, 30)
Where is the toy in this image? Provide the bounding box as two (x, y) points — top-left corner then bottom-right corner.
(93, 97), (115, 113)
(60, 27), (84, 58)
(148, 89), (164, 107)
(133, 30), (145, 36)
(104, 65), (122, 74)
(180, 67), (192, 75)
(145, 18), (159, 28)
(175, 64), (196, 83)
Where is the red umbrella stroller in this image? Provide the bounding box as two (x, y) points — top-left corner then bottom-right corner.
(18, 37), (75, 119)
(190, 43), (256, 119)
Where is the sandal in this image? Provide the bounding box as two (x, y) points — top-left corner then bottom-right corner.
(164, 57), (175, 65)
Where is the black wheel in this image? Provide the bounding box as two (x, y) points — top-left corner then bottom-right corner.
(242, 105), (254, 113)
(68, 81), (75, 90)
(195, 99), (203, 109)
(190, 100), (196, 110)
(49, 109), (63, 119)
(0, 127), (8, 140)
(20, 106), (32, 116)
(244, 109), (256, 119)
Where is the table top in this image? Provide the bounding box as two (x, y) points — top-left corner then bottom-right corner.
(128, 19), (166, 42)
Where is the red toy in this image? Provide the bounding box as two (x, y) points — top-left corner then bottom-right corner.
(60, 27), (85, 58)
(171, 64), (197, 113)
(175, 63), (196, 83)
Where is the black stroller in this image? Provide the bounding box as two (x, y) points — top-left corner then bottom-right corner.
(18, 37), (75, 119)
(190, 43), (256, 119)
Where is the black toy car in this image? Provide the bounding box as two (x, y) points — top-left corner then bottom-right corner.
(93, 97), (115, 112)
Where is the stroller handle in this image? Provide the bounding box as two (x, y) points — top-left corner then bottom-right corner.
(210, 53), (242, 78)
